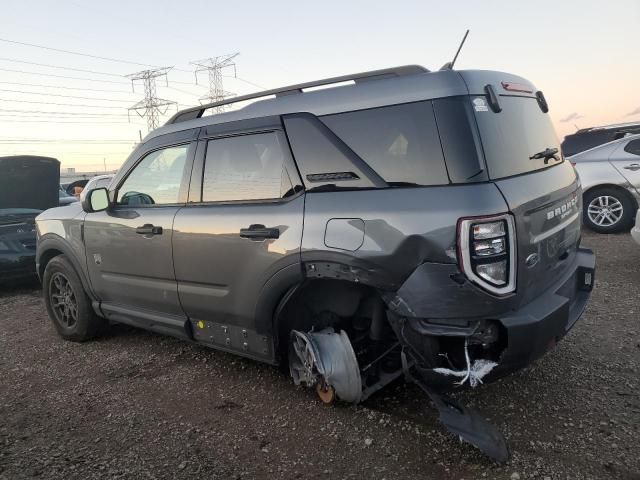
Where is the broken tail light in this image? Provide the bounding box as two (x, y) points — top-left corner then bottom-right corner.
(458, 214), (516, 296)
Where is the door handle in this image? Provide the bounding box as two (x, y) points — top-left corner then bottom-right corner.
(239, 224), (280, 240)
(135, 224), (163, 235)
(623, 164), (640, 171)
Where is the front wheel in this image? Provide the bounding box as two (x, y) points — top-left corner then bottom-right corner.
(583, 188), (635, 233)
(43, 255), (106, 341)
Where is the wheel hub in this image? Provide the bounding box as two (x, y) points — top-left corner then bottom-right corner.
(50, 273), (78, 328)
(587, 195), (623, 227)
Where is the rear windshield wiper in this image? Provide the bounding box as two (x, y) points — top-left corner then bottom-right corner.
(529, 147), (560, 164)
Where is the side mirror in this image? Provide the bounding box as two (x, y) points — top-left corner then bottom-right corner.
(82, 188), (111, 213)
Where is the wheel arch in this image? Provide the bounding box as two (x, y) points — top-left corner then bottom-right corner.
(37, 234), (96, 302)
(270, 277), (383, 362)
(582, 183), (639, 211)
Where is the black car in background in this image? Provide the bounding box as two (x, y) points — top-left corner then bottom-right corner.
(562, 122), (640, 157)
(0, 155), (60, 283)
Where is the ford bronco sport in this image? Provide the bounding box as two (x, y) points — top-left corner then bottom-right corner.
(36, 65), (595, 460)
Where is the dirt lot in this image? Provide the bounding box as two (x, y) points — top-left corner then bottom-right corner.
(0, 230), (639, 480)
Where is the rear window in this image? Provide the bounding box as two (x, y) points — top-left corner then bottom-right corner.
(320, 102), (449, 186)
(472, 95), (563, 179)
(562, 130), (615, 157)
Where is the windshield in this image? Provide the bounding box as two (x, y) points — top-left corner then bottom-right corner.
(472, 95), (563, 179)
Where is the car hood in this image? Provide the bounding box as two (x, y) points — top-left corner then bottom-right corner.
(36, 202), (84, 221)
(0, 208), (42, 225)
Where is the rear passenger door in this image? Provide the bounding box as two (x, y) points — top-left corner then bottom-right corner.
(610, 138), (640, 192)
(172, 117), (304, 360)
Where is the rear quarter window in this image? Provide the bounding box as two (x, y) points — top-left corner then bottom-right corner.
(624, 138), (640, 156)
(320, 102), (450, 186)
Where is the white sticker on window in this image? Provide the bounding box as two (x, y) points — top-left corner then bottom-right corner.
(473, 97), (488, 112)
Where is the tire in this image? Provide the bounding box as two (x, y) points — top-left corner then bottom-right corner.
(583, 187), (636, 234)
(43, 255), (106, 341)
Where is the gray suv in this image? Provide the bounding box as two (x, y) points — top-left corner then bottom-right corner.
(36, 65), (595, 460)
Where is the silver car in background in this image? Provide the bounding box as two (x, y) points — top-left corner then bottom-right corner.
(572, 134), (640, 233)
(632, 209), (640, 245)
(79, 174), (114, 202)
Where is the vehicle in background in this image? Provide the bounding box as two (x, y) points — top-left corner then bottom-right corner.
(562, 122), (640, 158)
(36, 66), (596, 461)
(61, 179), (89, 198)
(0, 156), (60, 282)
(79, 174), (114, 202)
(59, 187), (79, 206)
(572, 134), (640, 233)
(632, 209), (640, 245)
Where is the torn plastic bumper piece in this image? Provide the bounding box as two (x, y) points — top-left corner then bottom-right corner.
(289, 329), (362, 403)
(410, 365), (510, 463)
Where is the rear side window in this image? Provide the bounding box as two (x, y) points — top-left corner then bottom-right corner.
(321, 102), (449, 186)
(202, 132), (294, 202)
(624, 139), (640, 156)
(432, 97), (487, 183)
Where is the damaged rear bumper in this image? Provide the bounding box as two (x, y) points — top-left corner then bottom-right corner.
(386, 247), (596, 386)
(488, 248), (595, 380)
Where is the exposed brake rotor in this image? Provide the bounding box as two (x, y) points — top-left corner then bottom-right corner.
(289, 329), (362, 404)
(315, 381), (336, 404)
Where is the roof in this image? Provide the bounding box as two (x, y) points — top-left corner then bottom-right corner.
(143, 66), (535, 143)
(574, 121), (640, 134)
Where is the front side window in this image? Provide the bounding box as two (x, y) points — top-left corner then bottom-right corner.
(117, 145), (189, 206)
(320, 102), (449, 186)
(202, 132), (294, 202)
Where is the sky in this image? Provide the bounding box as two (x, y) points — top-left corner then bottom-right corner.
(0, 0), (638, 171)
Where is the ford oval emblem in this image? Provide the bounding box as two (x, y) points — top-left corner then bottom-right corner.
(525, 253), (540, 268)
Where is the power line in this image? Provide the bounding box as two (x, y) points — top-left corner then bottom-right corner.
(0, 119), (141, 124)
(0, 67), (129, 84)
(224, 75), (266, 90)
(0, 57), (125, 77)
(0, 80), (134, 93)
(0, 141), (136, 144)
(0, 150), (131, 154)
(162, 85), (203, 97)
(0, 114), (142, 121)
(0, 37), (159, 68)
(0, 108), (131, 116)
(0, 37), (266, 91)
(0, 88), (134, 102)
(0, 97), (130, 109)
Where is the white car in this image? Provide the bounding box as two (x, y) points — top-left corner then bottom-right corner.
(632, 209), (640, 244)
(79, 174), (114, 202)
(572, 134), (640, 233)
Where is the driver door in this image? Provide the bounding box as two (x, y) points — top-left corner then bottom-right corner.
(84, 140), (196, 337)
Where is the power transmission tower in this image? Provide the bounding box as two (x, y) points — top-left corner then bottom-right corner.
(191, 53), (239, 112)
(127, 67), (176, 131)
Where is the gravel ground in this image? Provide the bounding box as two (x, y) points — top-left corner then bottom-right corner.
(0, 230), (639, 480)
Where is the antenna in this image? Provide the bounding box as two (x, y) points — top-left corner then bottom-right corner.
(440, 29), (470, 70)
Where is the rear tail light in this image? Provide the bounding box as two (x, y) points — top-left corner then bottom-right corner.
(458, 214), (516, 295)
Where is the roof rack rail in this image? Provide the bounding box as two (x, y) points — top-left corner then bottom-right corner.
(166, 64), (429, 125)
